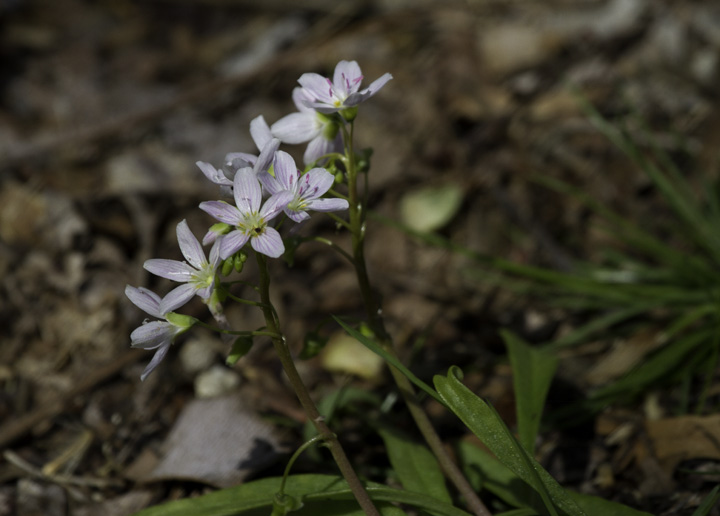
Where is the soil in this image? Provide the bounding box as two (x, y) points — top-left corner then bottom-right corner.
(1, 0), (719, 515)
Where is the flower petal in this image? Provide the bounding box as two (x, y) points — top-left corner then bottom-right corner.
(257, 171), (283, 196)
(176, 220), (206, 269)
(292, 87), (315, 113)
(196, 161), (233, 186)
(260, 190), (294, 221)
(285, 208), (310, 223)
(249, 115), (273, 151)
(345, 73), (393, 107)
(253, 137), (280, 175)
(298, 73), (334, 104)
(130, 321), (176, 350)
(233, 169), (262, 214)
(305, 197), (350, 213)
(271, 112), (319, 144)
(304, 134), (341, 166)
(251, 227), (285, 258)
(298, 167), (335, 201)
(144, 259), (194, 282)
(125, 285), (163, 319)
(199, 201), (242, 225)
(333, 60), (363, 97)
(218, 230), (250, 260)
(140, 342), (172, 381)
(273, 151), (299, 191)
(160, 283), (197, 314)
(225, 152), (257, 166)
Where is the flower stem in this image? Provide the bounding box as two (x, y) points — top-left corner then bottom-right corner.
(343, 123), (491, 516)
(255, 253), (380, 516)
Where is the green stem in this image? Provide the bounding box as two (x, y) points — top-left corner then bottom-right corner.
(343, 122), (491, 516)
(279, 435), (326, 496)
(255, 253), (380, 516)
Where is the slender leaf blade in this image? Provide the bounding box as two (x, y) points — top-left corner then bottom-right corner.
(378, 426), (452, 503)
(434, 367), (586, 516)
(502, 331), (557, 454)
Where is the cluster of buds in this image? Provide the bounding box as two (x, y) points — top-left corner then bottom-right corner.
(126, 61), (392, 380)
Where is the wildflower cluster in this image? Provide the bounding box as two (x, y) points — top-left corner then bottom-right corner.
(126, 60), (392, 380)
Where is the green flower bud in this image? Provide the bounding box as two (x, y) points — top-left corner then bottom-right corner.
(221, 258), (234, 277)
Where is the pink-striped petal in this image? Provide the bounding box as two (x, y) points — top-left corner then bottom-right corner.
(140, 343), (172, 381)
(143, 259), (194, 282)
(233, 169), (261, 214)
(199, 201), (242, 225)
(218, 230), (250, 260)
(273, 151), (299, 191)
(271, 112), (319, 144)
(176, 220), (206, 269)
(160, 283), (197, 314)
(251, 227), (284, 258)
(125, 285), (163, 319)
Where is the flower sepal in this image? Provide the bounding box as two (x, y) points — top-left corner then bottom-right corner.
(339, 106), (358, 122)
(165, 312), (198, 330)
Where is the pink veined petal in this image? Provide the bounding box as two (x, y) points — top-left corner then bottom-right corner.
(304, 134), (341, 166)
(208, 240), (222, 268)
(305, 197), (350, 213)
(253, 138), (280, 175)
(333, 60), (363, 97)
(298, 73), (334, 103)
(125, 285), (163, 319)
(258, 171), (283, 196)
(299, 168), (335, 200)
(130, 321), (176, 350)
(260, 190), (294, 221)
(292, 87), (315, 113)
(144, 259), (194, 282)
(344, 73), (393, 107)
(176, 220), (206, 269)
(249, 115), (273, 151)
(225, 152), (257, 166)
(273, 151), (299, 191)
(251, 227), (285, 258)
(218, 230), (250, 260)
(271, 112), (320, 144)
(203, 229), (220, 246)
(233, 169), (262, 214)
(140, 342), (172, 381)
(160, 283), (197, 314)
(196, 161), (233, 186)
(199, 201), (242, 225)
(285, 207), (311, 223)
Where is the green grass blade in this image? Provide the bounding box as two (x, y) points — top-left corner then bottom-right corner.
(132, 474), (471, 516)
(691, 485), (720, 516)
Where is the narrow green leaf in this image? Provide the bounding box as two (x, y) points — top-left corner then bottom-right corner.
(691, 485), (720, 516)
(502, 331), (557, 454)
(457, 441), (542, 511)
(333, 316), (445, 406)
(434, 367), (587, 516)
(378, 426), (452, 503)
(591, 329), (713, 401)
(132, 474), (471, 516)
(567, 491), (653, 516)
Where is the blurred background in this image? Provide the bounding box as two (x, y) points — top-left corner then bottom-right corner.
(1, 0), (719, 514)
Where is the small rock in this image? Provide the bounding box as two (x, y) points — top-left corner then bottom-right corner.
(194, 365), (241, 398)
